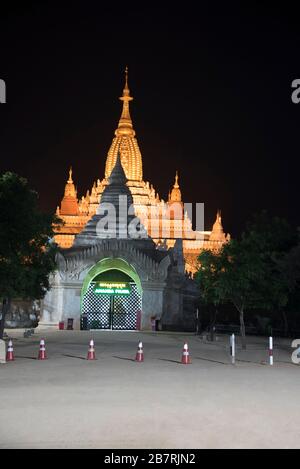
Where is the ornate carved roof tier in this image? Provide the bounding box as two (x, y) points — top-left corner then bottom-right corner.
(57, 237), (170, 283)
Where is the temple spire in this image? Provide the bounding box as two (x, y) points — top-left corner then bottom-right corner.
(105, 69), (143, 182)
(59, 167), (78, 215)
(64, 167), (76, 196)
(124, 66), (129, 91)
(174, 170), (179, 188)
(116, 66), (134, 136)
(209, 209), (226, 242)
(169, 170), (182, 202)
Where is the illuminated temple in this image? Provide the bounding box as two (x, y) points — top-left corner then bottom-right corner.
(54, 69), (229, 273)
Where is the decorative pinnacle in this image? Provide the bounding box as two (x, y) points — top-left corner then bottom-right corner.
(68, 167), (73, 183)
(116, 67), (134, 136)
(120, 66), (132, 101)
(125, 66), (129, 90)
(174, 170), (179, 188)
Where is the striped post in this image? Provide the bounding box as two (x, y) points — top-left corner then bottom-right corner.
(230, 334), (235, 365)
(269, 336), (273, 366)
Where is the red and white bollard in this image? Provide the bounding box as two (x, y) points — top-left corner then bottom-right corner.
(181, 342), (191, 364)
(87, 339), (96, 360)
(135, 341), (144, 362)
(269, 336), (273, 366)
(38, 338), (47, 360)
(230, 334), (235, 365)
(6, 339), (15, 361)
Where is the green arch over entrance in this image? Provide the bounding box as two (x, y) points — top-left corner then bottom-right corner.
(81, 257), (142, 301)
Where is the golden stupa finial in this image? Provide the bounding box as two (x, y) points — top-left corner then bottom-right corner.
(68, 166), (73, 183)
(121, 65), (132, 100)
(116, 67), (134, 136)
(125, 65), (129, 90)
(174, 170), (179, 188)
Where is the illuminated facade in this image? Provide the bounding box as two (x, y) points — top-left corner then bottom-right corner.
(42, 154), (199, 331)
(54, 69), (230, 272)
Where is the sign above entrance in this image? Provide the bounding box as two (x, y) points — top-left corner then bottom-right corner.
(93, 281), (131, 295)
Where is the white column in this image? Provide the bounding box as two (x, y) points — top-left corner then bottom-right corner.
(230, 334), (235, 365)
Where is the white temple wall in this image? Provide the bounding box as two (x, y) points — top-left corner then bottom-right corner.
(60, 285), (81, 329)
(40, 280), (82, 329)
(41, 285), (64, 325)
(141, 282), (165, 330)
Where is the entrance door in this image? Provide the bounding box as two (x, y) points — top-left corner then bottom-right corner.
(111, 292), (139, 330)
(81, 281), (141, 330)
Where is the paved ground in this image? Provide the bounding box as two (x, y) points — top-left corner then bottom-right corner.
(0, 328), (299, 449)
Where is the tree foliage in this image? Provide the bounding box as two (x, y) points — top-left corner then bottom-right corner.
(0, 172), (62, 338)
(196, 211), (299, 347)
(194, 249), (224, 340)
(242, 211), (298, 311)
(195, 249), (223, 307)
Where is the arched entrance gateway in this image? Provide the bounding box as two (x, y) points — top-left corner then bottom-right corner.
(81, 258), (142, 330)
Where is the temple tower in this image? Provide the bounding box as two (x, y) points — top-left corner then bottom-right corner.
(105, 67), (143, 183)
(58, 168), (79, 216)
(53, 71), (230, 273)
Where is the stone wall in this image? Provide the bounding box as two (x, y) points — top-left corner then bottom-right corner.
(3, 299), (40, 329)
(161, 271), (199, 332)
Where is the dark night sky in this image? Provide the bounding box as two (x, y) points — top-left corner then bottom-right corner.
(0, 2), (299, 236)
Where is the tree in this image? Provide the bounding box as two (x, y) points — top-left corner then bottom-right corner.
(242, 212), (299, 336)
(0, 172), (61, 339)
(280, 242), (300, 293)
(218, 237), (266, 348)
(195, 211), (299, 348)
(195, 249), (224, 340)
